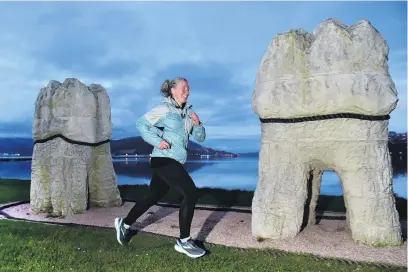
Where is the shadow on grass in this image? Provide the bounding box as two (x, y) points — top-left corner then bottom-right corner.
(123, 205), (178, 243)
(121, 184), (240, 253)
(193, 189), (241, 255)
(133, 206), (178, 230)
(193, 210), (228, 256)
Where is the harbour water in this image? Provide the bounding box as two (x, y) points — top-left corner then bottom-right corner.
(0, 156), (406, 198)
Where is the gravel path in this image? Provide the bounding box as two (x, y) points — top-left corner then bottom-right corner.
(1, 202), (406, 267)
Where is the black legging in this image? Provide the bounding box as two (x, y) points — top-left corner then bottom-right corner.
(123, 157), (198, 239)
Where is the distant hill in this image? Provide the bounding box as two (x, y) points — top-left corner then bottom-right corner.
(0, 136), (406, 158)
(0, 136), (239, 157)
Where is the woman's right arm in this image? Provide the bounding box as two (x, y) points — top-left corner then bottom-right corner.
(136, 105), (168, 148)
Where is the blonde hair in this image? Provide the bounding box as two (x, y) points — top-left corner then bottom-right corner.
(160, 77), (188, 97)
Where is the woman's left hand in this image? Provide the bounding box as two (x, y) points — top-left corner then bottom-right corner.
(190, 112), (201, 126)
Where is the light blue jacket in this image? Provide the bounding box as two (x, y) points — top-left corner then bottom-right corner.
(136, 97), (206, 164)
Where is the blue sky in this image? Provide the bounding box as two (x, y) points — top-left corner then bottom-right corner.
(0, 1), (406, 153)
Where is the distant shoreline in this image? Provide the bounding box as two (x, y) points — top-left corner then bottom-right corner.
(2, 135), (406, 158)
(0, 155), (258, 162)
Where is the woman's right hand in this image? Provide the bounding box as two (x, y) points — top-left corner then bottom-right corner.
(157, 140), (170, 150)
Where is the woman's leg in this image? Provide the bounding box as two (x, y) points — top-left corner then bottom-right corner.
(153, 160), (205, 258)
(153, 161), (198, 240)
(123, 172), (170, 226)
(115, 171), (169, 245)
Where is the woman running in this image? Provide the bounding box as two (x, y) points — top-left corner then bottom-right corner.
(114, 77), (206, 258)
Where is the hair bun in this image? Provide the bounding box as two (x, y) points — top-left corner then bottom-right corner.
(160, 79), (171, 97)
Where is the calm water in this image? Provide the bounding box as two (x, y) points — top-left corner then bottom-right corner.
(0, 157), (406, 199)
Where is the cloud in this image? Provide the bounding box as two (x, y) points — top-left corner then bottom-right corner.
(0, 1), (406, 152)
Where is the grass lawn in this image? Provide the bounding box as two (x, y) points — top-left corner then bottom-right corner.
(0, 179), (31, 204)
(0, 220), (405, 272)
(0, 178), (406, 271)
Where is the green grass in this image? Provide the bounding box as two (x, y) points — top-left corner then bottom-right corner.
(0, 179), (406, 271)
(0, 220), (404, 272)
(0, 179), (31, 204)
(1, 179), (407, 218)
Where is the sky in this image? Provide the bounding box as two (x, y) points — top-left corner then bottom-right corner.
(0, 1), (406, 153)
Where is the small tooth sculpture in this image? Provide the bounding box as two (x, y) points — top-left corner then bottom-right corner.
(251, 19), (401, 246)
(30, 78), (122, 217)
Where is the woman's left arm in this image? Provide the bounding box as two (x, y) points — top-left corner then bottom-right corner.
(192, 123), (206, 142)
(190, 111), (206, 142)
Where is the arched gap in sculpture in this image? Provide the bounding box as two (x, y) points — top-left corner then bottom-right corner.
(314, 170), (346, 225)
(300, 168), (345, 230)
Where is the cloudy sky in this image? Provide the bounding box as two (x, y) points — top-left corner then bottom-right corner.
(0, 1), (406, 152)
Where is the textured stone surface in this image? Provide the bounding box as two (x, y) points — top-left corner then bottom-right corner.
(252, 19), (398, 119)
(30, 78), (122, 217)
(251, 19), (401, 246)
(88, 143), (122, 208)
(33, 78), (112, 143)
(30, 137), (92, 216)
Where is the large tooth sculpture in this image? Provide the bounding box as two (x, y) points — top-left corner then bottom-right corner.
(251, 19), (401, 246)
(30, 78), (122, 217)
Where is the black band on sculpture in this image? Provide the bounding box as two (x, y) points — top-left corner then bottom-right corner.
(260, 113), (390, 123)
(33, 134), (110, 147)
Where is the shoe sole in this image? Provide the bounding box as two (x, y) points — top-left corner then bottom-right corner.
(114, 218), (124, 246)
(174, 244), (205, 258)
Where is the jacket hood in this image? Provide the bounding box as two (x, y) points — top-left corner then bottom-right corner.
(163, 96), (192, 110)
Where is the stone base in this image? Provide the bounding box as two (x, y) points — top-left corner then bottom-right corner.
(251, 119), (402, 246)
(30, 137), (122, 217)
